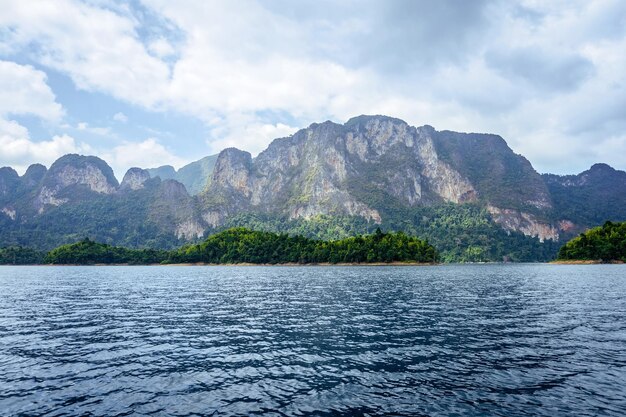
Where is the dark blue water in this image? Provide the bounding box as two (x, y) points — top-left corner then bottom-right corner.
(0, 264), (625, 416)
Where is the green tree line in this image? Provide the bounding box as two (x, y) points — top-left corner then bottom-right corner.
(0, 246), (45, 265)
(169, 227), (438, 264)
(43, 238), (169, 265)
(557, 221), (626, 262)
(37, 227), (438, 265)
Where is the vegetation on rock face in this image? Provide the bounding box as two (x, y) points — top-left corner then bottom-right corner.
(431, 130), (552, 215)
(2, 116), (626, 263)
(557, 221), (626, 262)
(147, 154), (218, 195)
(42, 228), (438, 265)
(543, 164), (626, 228)
(215, 204), (562, 262)
(169, 227), (437, 264)
(44, 238), (169, 265)
(0, 246), (45, 265)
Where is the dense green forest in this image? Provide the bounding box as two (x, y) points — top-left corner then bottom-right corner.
(41, 228), (438, 265)
(169, 227), (437, 264)
(44, 239), (169, 265)
(218, 204), (562, 262)
(0, 246), (45, 265)
(557, 221), (626, 262)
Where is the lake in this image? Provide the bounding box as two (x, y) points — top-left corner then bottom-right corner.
(0, 264), (625, 416)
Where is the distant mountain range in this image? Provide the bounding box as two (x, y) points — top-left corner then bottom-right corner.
(146, 154), (218, 195)
(1, 115), (625, 261)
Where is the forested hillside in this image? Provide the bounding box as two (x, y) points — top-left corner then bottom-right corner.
(557, 221), (626, 262)
(41, 228), (438, 265)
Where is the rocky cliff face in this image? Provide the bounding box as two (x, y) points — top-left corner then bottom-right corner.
(35, 154), (118, 213)
(0, 154), (205, 249)
(204, 117), (476, 224)
(1, 115), (625, 251)
(20, 164), (47, 190)
(201, 115), (559, 240)
(147, 154), (218, 195)
(121, 168), (151, 190)
(149, 179), (204, 240)
(487, 205), (560, 242)
(0, 167), (19, 200)
(543, 163), (626, 232)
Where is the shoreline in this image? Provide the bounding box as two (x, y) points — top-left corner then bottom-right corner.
(4, 261), (624, 266)
(550, 259), (624, 265)
(1, 261), (440, 267)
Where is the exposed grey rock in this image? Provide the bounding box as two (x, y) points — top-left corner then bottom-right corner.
(148, 179), (206, 240)
(0, 167), (19, 199)
(202, 116), (480, 224)
(147, 154), (218, 195)
(487, 205), (559, 242)
(121, 168), (151, 190)
(21, 164), (47, 190)
(35, 154), (118, 212)
(0, 116), (624, 251)
(1, 207), (16, 220)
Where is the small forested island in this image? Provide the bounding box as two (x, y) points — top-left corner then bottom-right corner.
(37, 227), (438, 265)
(44, 240), (168, 265)
(0, 246), (45, 265)
(557, 221), (626, 263)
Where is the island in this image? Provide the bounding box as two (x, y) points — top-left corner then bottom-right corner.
(30, 227), (438, 265)
(556, 221), (626, 263)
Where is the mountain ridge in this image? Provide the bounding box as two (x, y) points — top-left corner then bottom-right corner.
(1, 115), (625, 261)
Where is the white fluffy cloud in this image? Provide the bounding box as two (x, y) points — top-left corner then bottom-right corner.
(0, 125), (89, 174)
(0, 0), (625, 174)
(103, 138), (187, 178)
(207, 119), (298, 156)
(0, 60), (63, 120)
(113, 112), (128, 123)
(0, 60), (83, 173)
(0, 0), (170, 108)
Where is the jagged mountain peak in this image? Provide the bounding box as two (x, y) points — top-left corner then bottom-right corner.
(23, 164), (47, 179)
(46, 154), (118, 189)
(121, 168), (152, 191)
(202, 115), (567, 241)
(147, 165), (177, 180)
(20, 164), (47, 192)
(34, 154), (119, 213)
(205, 115), (479, 225)
(147, 154), (218, 195)
(0, 166), (19, 178)
(0, 115), (624, 257)
(344, 114), (409, 128)
(588, 163), (617, 174)
(0, 167), (19, 199)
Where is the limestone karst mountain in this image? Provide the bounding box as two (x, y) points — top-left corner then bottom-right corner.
(147, 154), (218, 195)
(1, 115), (624, 261)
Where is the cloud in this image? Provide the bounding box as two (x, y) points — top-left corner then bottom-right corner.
(485, 47), (595, 92)
(1, 0), (625, 174)
(113, 112), (128, 123)
(148, 37), (176, 58)
(207, 119), (298, 156)
(0, 0), (170, 108)
(0, 122), (89, 173)
(0, 60), (77, 173)
(75, 122), (112, 136)
(0, 60), (63, 120)
(102, 138), (188, 179)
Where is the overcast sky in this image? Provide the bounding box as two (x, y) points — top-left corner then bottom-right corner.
(0, 0), (625, 177)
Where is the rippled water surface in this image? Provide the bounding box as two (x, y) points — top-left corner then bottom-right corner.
(1, 264), (625, 416)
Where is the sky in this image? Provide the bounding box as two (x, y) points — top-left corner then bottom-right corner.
(0, 0), (625, 178)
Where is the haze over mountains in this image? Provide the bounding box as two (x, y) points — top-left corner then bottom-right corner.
(1, 115), (625, 261)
